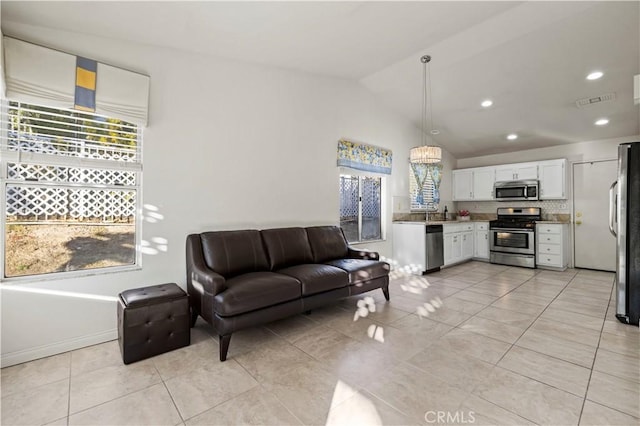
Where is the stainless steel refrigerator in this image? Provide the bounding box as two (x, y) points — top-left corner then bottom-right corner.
(609, 142), (640, 326)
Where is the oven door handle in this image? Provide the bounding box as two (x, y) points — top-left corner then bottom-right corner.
(609, 180), (617, 237)
(490, 228), (534, 233)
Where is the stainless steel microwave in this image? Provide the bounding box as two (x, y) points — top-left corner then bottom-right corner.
(494, 180), (539, 201)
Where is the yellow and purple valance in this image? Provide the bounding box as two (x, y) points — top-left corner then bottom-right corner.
(337, 139), (392, 175)
(74, 56), (97, 112)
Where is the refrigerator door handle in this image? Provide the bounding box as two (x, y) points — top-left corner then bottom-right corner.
(609, 180), (618, 237)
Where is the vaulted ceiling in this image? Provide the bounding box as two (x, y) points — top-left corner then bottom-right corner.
(2, 1), (639, 158)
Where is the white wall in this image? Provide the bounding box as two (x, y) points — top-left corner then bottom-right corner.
(0, 22), (450, 366)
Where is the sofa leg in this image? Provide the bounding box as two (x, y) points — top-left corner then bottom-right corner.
(382, 287), (390, 301)
(190, 308), (198, 328)
(219, 334), (232, 362)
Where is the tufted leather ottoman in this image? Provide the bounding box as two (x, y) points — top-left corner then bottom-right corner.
(117, 283), (190, 364)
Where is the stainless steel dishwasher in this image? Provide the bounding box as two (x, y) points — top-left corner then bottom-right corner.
(425, 224), (444, 273)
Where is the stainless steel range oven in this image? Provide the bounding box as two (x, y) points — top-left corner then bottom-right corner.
(489, 207), (541, 268)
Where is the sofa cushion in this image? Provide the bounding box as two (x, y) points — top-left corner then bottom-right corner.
(200, 230), (269, 278)
(261, 227), (314, 270)
(277, 264), (349, 296)
(324, 259), (390, 284)
(306, 226), (349, 263)
(213, 272), (301, 317)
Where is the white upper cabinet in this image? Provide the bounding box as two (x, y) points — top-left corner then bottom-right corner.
(452, 169), (473, 201)
(453, 158), (568, 201)
(538, 159), (567, 199)
(515, 164), (539, 180)
(495, 163), (538, 182)
(453, 167), (495, 201)
(472, 167), (495, 200)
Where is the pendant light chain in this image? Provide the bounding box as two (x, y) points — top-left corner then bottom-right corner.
(427, 58), (434, 139)
(421, 55), (428, 148)
(410, 54), (442, 164)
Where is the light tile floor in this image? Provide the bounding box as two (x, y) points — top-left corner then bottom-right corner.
(2, 261), (639, 425)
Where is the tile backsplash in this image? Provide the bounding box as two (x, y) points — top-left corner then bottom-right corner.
(456, 200), (570, 215)
(393, 199), (571, 222)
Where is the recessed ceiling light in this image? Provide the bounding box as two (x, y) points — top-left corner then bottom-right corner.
(595, 118), (609, 126)
(507, 133), (518, 140)
(481, 99), (493, 108)
(587, 71), (604, 80)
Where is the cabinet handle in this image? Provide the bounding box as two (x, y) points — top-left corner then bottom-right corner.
(547, 248), (551, 251)
(485, 234), (488, 240)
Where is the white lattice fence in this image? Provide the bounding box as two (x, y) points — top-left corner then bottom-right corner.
(6, 140), (137, 222)
(7, 185), (136, 221)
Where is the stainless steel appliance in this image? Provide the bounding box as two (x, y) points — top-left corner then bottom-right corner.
(609, 142), (640, 326)
(494, 180), (539, 201)
(489, 207), (541, 268)
(425, 224), (444, 273)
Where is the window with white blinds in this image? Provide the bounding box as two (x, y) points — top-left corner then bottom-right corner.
(409, 167), (436, 211)
(1, 100), (142, 279)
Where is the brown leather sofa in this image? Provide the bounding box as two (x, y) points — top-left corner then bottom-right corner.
(186, 226), (390, 361)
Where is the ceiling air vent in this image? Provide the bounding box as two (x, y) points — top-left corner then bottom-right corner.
(575, 92), (616, 108)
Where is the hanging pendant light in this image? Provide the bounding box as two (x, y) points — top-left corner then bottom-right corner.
(410, 55), (442, 164)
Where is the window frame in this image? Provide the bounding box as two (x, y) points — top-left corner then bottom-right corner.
(339, 170), (386, 244)
(0, 100), (143, 282)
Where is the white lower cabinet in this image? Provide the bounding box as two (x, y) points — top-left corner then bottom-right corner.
(473, 222), (490, 260)
(444, 223), (475, 266)
(536, 223), (569, 270)
(444, 233), (462, 265)
(462, 232), (474, 259)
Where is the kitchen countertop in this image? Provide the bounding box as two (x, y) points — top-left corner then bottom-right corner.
(393, 220), (487, 225)
(394, 219), (571, 224)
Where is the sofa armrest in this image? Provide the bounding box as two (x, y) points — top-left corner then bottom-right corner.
(186, 234), (227, 296)
(347, 246), (380, 261)
(190, 265), (227, 296)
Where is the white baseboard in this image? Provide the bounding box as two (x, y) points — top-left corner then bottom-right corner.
(1, 329), (118, 368)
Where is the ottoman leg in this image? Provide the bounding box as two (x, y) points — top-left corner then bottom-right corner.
(219, 334), (232, 362)
(190, 308), (198, 328)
